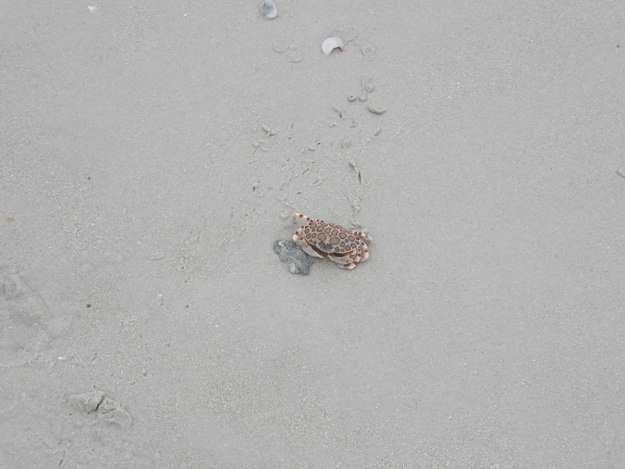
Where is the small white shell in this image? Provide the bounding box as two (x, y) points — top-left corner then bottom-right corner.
(322, 37), (344, 55)
(260, 0), (277, 19)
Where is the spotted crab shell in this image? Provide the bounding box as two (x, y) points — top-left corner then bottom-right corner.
(302, 221), (364, 254)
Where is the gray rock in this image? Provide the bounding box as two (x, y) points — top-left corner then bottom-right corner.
(273, 240), (313, 275)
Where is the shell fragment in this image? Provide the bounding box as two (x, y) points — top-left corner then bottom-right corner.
(322, 37), (344, 55)
(260, 0), (277, 19)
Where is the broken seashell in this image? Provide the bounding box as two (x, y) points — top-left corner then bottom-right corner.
(367, 104), (386, 115)
(322, 37), (344, 55)
(260, 0), (278, 19)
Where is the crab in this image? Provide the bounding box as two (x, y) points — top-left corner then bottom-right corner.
(292, 213), (372, 270)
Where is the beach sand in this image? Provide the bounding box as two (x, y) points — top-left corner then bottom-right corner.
(1, 1), (624, 466)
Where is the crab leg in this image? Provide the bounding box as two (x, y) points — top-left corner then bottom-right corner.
(327, 252), (353, 266)
(353, 231), (372, 244)
(333, 248), (362, 270)
(294, 213), (315, 224)
(360, 242), (370, 262)
(292, 226), (305, 242)
(301, 244), (324, 258)
(339, 253), (361, 270)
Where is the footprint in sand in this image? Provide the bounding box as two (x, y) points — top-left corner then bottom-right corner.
(0, 269), (53, 367)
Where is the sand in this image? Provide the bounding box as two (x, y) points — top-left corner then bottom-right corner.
(1, 1), (624, 467)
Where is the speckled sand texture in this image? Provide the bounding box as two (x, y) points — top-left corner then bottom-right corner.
(1, 1), (624, 466)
